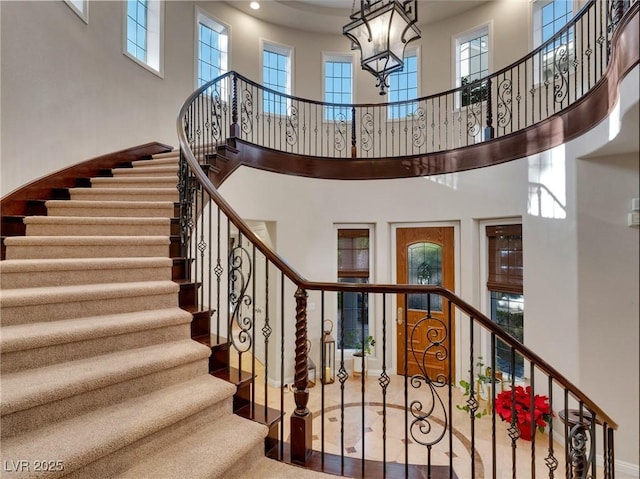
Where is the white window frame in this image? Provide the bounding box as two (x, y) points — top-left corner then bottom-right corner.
(260, 40), (293, 117)
(387, 46), (421, 120)
(64, 0), (88, 23)
(194, 7), (229, 89)
(453, 23), (491, 110)
(335, 223), (375, 356)
(122, 0), (164, 78)
(322, 53), (355, 123)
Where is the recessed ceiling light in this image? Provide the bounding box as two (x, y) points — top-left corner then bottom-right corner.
(250, 2), (260, 9)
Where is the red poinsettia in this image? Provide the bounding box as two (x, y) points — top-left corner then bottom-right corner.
(494, 385), (553, 435)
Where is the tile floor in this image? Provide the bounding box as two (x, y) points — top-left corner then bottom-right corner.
(247, 369), (633, 479)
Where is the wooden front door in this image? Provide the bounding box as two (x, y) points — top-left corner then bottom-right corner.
(396, 227), (455, 382)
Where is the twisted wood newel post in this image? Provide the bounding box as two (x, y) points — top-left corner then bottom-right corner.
(290, 287), (311, 465)
(230, 72), (240, 138)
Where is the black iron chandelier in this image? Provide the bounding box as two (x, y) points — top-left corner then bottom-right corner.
(343, 0), (421, 95)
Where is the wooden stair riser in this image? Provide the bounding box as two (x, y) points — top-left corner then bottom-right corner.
(1, 290), (178, 326)
(1, 322), (191, 374)
(2, 360), (208, 438)
(190, 310), (210, 339)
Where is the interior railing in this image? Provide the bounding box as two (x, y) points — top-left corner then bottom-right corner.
(175, 1), (636, 477)
(181, 0), (631, 163)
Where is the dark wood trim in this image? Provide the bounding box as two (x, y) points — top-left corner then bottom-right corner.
(1, 142), (173, 217)
(217, 6), (638, 182)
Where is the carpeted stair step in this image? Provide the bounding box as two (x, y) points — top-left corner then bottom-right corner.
(1, 307), (193, 373)
(150, 150), (179, 159)
(23, 216), (171, 237)
(68, 187), (179, 202)
(0, 280), (179, 326)
(0, 375), (236, 479)
(117, 413), (268, 479)
(0, 257), (172, 289)
(1, 339), (211, 437)
(131, 157), (179, 168)
(112, 165), (179, 176)
(90, 176), (178, 189)
(44, 199), (175, 218)
(238, 457), (350, 479)
(3, 235), (169, 259)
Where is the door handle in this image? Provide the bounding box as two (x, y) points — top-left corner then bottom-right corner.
(397, 307), (403, 325)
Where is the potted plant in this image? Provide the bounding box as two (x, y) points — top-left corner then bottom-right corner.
(351, 334), (375, 377)
(494, 385), (553, 441)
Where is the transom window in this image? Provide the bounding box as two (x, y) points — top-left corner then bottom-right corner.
(197, 11), (228, 87)
(455, 27), (489, 107)
(388, 51), (418, 119)
(324, 56), (353, 121)
(263, 43), (292, 116)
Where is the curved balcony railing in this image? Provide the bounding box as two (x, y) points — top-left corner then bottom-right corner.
(182, 0), (636, 173)
(176, 2), (636, 478)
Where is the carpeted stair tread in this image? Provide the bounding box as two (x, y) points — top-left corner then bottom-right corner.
(23, 216), (170, 226)
(44, 200), (175, 218)
(117, 413), (268, 479)
(90, 177), (178, 188)
(150, 150), (179, 159)
(0, 280), (178, 308)
(131, 157), (179, 167)
(0, 307), (192, 354)
(3, 235), (170, 259)
(112, 166), (179, 176)
(0, 376), (236, 479)
(22, 216), (171, 237)
(238, 457), (349, 479)
(1, 339), (211, 416)
(69, 187), (178, 202)
(0, 257), (172, 288)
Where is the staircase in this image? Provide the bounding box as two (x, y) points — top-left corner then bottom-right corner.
(0, 149), (339, 479)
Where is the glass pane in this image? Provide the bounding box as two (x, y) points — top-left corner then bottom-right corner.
(491, 292), (524, 378)
(407, 242), (443, 311)
(337, 277), (369, 349)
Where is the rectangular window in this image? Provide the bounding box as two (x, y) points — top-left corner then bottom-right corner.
(197, 11), (228, 88)
(337, 228), (371, 349)
(127, 0), (148, 63)
(456, 28), (489, 107)
(324, 56), (353, 121)
(263, 43), (292, 116)
(533, 0), (574, 83)
(123, 0), (163, 76)
(388, 51), (418, 119)
(486, 224), (524, 378)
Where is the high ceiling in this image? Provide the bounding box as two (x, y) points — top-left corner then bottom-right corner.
(225, 0), (487, 34)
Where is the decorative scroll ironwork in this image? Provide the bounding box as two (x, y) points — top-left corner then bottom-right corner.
(412, 107), (426, 148)
(286, 105), (298, 146)
(208, 86), (224, 142)
(553, 45), (571, 104)
(568, 421), (595, 479)
(497, 78), (513, 128)
(361, 112), (374, 152)
(241, 88), (253, 134)
(229, 242), (253, 353)
(334, 112), (347, 152)
(407, 313), (449, 447)
(466, 102), (483, 138)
